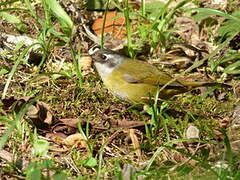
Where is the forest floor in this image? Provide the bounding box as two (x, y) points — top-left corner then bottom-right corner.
(0, 0), (240, 179)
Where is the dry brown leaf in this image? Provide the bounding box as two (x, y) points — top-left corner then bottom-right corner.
(29, 75), (49, 87)
(56, 118), (107, 134)
(231, 140), (240, 152)
(233, 83), (240, 99)
(201, 0), (227, 10)
(46, 132), (68, 139)
(232, 105), (240, 124)
(1, 97), (53, 129)
(1, 96), (33, 110)
(27, 101), (53, 129)
(109, 119), (145, 129)
(219, 117), (231, 129)
(0, 149), (13, 162)
(175, 17), (200, 45)
(121, 164), (137, 180)
(128, 129), (141, 158)
(59, 118), (86, 128)
(1, 96), (17, 110)
(45, 132), (67, 145)
(52, 123), (76, 135)
(0, 149), (29, 170)
(27, 105), (39, 118)
(38, 102), (52, 125)
(92, 11), (126, 40)
(63, 133), (87, 148)
(158, 52), (193, 69)
(1, 96), (53, 129)
(227, 104), (240, 152)
(78, 56), (93, 71)
(104, 35), (127, 50)
(213, 129), (224, 140)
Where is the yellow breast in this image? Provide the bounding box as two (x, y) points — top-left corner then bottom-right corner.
(102, 70), (157, 104)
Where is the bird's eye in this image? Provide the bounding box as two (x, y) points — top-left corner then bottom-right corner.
(101, 54), (107, 60)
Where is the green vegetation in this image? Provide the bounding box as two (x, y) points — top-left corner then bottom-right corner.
(0, 0), (240, 179)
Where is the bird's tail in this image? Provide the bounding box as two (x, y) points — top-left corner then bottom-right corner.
(179, 80), (231, 89)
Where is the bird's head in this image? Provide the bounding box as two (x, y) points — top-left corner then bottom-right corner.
(89, 46), (127, 78)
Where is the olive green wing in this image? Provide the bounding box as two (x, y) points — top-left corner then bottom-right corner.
(119, 60), (184, 87)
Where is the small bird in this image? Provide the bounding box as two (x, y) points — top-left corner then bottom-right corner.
(89, 47), (229, 104)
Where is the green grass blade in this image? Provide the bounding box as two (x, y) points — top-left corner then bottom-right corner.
(44, 0), (73, 35)
(2, 43), (39, 99)
(0, 12), (21, 24)
(0, 0), (19, 6)
(0, 98), (36, 150)
(193, 8), (240, 23)
(145, 146), (165, 170)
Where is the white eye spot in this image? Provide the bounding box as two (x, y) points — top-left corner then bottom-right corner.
(102, 54), (114, 60)
(89, 46), (100, 55)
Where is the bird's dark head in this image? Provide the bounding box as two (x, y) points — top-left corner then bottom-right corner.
(89, 46), (127, 78)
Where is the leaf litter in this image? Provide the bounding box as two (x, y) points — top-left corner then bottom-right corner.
(0, 0), (239, 179)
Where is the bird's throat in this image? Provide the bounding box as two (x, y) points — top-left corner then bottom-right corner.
(94, 62), (115, 78)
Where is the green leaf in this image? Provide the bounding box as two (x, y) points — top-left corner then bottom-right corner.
(41, 159), (53, 169)
(16, 23), (28, 33)
(0, 68), (8, 75)
(32, 138), (49, 156)
(145, 1), (165, 12)
(44, 0), (73, 35)
(14, 40), (26, 52)
(0, 12), (27, 32)
(218, 20), (240, 37)
(87, 0), (116, 10)
(0, 12), (21, 24)
(146, 106), (154, 116)
(53, 172), (68, 180)
(193, 9), (240, 39)
(83, 157), (97, 168)
(211, 52), (240, 74)
(210, 53), (240, 71)
(176, 165), (194, 176)
(26, 168), (42, 180)
(145, 1), (165, 20)
(224, 61), (240, 74)
(193, 8), (240, 22)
